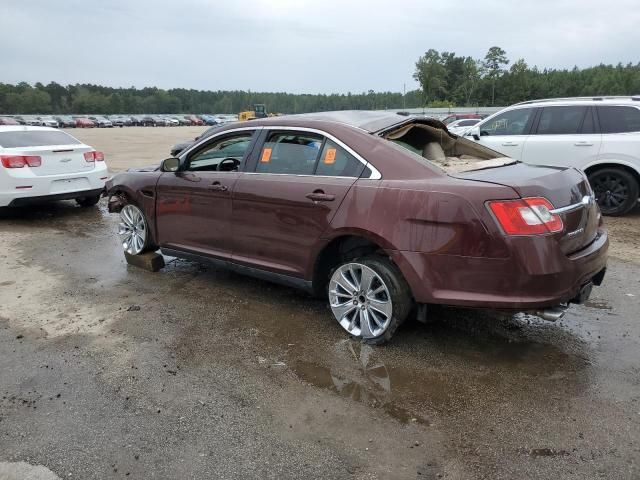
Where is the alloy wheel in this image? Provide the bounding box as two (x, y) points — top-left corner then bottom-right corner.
(592, 172), (629, 212)
(118, 204), (147, 255)
(329, 263), (393, 339)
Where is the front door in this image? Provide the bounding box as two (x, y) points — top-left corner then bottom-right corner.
(155, 130), (257, 259)
(471, 106), (537, 160)
(231, 130), (365, 278)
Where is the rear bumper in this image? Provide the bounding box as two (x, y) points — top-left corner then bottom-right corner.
(390, 227), (609, 310)
(0, 168), (108, 207)
(7, 188), (104, 207)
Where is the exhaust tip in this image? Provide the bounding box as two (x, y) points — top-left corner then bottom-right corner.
(535, 306), (567, 322)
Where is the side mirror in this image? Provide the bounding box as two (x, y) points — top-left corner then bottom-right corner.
(468, 125), (481, 141)
(161, 157), (180, 172)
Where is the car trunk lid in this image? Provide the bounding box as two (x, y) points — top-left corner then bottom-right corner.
(3, 144), (96, 176)
(453, 163), (600, 254)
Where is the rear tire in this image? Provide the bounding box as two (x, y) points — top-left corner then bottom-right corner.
(588, 167), (639, 216)
(328, 256), (413, 345)
(76, 195), (101, 207)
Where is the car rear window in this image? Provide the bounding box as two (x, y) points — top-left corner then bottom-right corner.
(315, 140), (364, 177)
(256, 132), (323, 175)
(0, 130), (81, 148)
(597, 106), (640, 133)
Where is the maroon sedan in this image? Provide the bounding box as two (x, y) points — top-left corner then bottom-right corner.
(75, 117), (96, 128)
(105, 111), (608, 344)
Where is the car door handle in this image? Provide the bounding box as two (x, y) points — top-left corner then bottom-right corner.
(501, 142), (519, 146)
(208, 181), (228, 191)
(306, 191), (335, 202)
(574, 142), (594, 146)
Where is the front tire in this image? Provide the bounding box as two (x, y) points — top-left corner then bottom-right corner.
(118, 204), (151, 255)
(328, 256), (412, 345)
(588, 167), (639, 216)
(76, 194), (101, 207)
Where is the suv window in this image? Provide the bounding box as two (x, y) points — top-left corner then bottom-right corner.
(536, 106), (587, 135)
(256, 132), (322, 175)
(457, 119), (479, 127)
(187, 132), (253, 172)
(597, 106), (640, 134)
(480, 108), (534, 136)
(315, 140), (364, 177)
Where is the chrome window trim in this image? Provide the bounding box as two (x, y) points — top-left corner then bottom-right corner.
(179, 124), (382, 180)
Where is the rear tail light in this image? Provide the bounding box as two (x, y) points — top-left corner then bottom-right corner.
(84, 151), (105, 162)
(1, 155), (41, 168)
(488, 197), (563, 235)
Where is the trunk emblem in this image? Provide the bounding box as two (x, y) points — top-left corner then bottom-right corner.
(567, 227), (585, 238)
(60, 158), (72, 163)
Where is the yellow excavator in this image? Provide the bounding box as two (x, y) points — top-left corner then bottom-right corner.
(238, 104), (268, 121)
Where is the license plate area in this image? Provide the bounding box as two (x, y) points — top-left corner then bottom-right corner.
(51, 177), (91, 193)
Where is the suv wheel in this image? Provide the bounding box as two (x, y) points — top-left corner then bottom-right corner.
(588, 167), (639, 216)
(118, 204), (151, 255)
(328, 256), (412, 345)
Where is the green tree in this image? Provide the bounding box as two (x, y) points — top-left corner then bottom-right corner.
(483, 46), (509, 105)
(413, 49), (447, 105)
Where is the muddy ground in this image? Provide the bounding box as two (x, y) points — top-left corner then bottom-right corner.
(0, 127), (639, 479)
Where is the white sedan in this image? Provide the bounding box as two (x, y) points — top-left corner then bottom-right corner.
(0, 126), (108, 208)
(447, 118), (482, 135)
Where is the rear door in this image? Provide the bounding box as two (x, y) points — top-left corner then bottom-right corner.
(155, 129), (258, 259)
(521, 105), (602, 169)
(231, 129), (365, 278)
(471, 107), (536, 159)
(595, 105), (640, 165)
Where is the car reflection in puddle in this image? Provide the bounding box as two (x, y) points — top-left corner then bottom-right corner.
(292, 340), (428, 424)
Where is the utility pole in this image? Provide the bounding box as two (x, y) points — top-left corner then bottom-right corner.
(403, 83), (406, 110)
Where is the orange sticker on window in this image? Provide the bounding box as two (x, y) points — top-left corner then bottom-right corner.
(261, 148), (272, 163)
(324, 148), (337, 165)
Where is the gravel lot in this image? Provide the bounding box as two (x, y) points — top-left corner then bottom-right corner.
(0, 126), (639, 479)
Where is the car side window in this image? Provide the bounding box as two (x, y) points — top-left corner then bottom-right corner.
(535, 106), (588, 135)
(597, 106), (640, 134)
(186, 132), (254, 172)
(315, 140), (364, 177)
(255, 132), (322, 175)
(480, 108), (534, 136)
(458, 119), (478, 127)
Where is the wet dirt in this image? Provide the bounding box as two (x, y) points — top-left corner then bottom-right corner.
(1, 200), (640, 479)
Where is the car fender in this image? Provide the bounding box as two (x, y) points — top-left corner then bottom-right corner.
(582, 157), (640, 176)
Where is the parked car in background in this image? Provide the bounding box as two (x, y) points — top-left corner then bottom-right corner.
(36, 116), (59, 128)
(89, 116), (113, 128)
(108, 116), (126, 128)
(0, 117), (20, 126)
(184, 115), (204, 126)
(199, 114), (218, 126)
(55, 116), (76, 128)
(447, 118), (481, 135)
(163, 116), (180, 127)
(21, 116), (42, 126)
(106, 111), (607, 344)
(75, 117), (96, 128)
(0, 126), (107, 208)
(442, 113), (484, 125)
(466, 96), (640, 215)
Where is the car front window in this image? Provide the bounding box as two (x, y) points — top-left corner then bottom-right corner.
(187, 133), (253, 172)
(480, 108), (534, 136)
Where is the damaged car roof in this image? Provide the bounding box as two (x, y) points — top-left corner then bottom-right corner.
(269, 110), (442, 134)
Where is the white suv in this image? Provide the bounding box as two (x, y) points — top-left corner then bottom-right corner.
(0, 126), (107, 208)
(466, 97), (640, 215)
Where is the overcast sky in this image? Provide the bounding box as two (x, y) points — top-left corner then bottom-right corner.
(2, 0), (639, 93)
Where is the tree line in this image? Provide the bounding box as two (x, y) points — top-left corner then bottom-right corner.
(413, 47), (640, 106)
(1, 47), (638, 115)
(0, 83), (423, 115)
